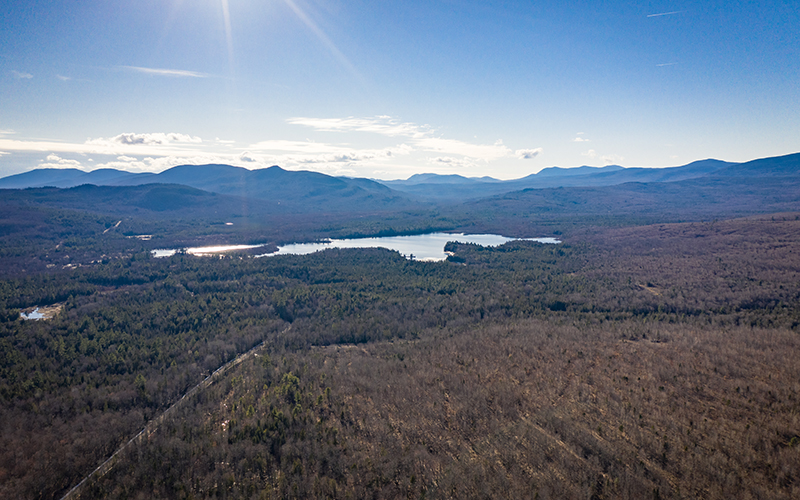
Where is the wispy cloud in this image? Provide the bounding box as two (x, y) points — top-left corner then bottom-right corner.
(120, 66), (208, 78)
(647, 11), (683, 18)
(426, 156), (476, 169)
(245, 139), (413, 166)
(248, 139), (360, 154)
(88, 132), (203, 146)
(0, 129), (15, 136)
(288, 116), (432, 139)
(38, 154), (83, 169)
(572, 137), (590, 142)
(288, 115), (542, 167)
(296, 151), (389, 164)
(656, 62), (679, 67)
(414, 137), (512, 161)
(0, 132), (210, 159)
(582, 149), (624, 165)
(515, 148), (542, 160)
(56, 74), (72, 81)
(11, 70), (33, 79)
(0, 138), (86, 153)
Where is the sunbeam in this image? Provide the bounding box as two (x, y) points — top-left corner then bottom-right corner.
(282, 0), (363, 82)
(221, 0), (235, 76)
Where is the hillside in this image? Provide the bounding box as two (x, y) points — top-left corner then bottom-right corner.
(376, 159), (739, 200)
(0, 164), (417, 212)
(0, 172), (422, 218)
(446, 153), (800, 236)
(1, 215), (798, 499)
(0, 183), (450, 276)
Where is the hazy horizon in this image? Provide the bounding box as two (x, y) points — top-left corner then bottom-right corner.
(0, 154), (753, 183)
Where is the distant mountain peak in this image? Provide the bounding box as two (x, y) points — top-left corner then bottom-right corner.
(535, 165), (625, 178)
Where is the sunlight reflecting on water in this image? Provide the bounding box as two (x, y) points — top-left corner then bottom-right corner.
(152, 233), (560, 261)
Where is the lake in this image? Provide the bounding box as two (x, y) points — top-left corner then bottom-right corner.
(152, 233), (559, 261)
(262, 233), (560, 261)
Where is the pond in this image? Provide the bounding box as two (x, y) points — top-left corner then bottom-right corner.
(152, 233), (560, 261)
(20, 308), (46, 320)
(19, 303), (64, 321)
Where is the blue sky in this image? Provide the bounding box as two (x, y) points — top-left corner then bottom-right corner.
(1, 0), (798, 179)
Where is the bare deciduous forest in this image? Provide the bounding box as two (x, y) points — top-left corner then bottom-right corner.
(1, 214), (799, 499)
(3, 0), (799, 495)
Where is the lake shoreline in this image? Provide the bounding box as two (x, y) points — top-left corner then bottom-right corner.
(152, 233), (561, 261)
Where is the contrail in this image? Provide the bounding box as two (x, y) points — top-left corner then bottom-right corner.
(121, 66), (208, 78)
(647, 11), (683, 18)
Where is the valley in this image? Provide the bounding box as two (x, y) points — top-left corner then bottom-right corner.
(4, 1), (797, 497)
(0, 154), (799, 499)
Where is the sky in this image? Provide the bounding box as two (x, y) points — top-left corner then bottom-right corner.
(1, 0), (798, 180)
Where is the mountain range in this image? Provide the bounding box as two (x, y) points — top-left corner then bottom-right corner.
(379, 159), (742, 200)
(0, 164), (412, 214)
(1, 152), (798, 220)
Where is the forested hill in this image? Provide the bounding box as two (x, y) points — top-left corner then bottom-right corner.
(379, 153), (799, 200)
(111, 164), (410, 208)
(379, 159), (740, 200)
(451, 162), (800, 234)
(0, 164), (418, 213)
(0, 177), (418, 217)
(0, 167), (141, 189)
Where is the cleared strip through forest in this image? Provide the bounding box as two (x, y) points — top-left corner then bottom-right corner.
(59, 325), (291, 500)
